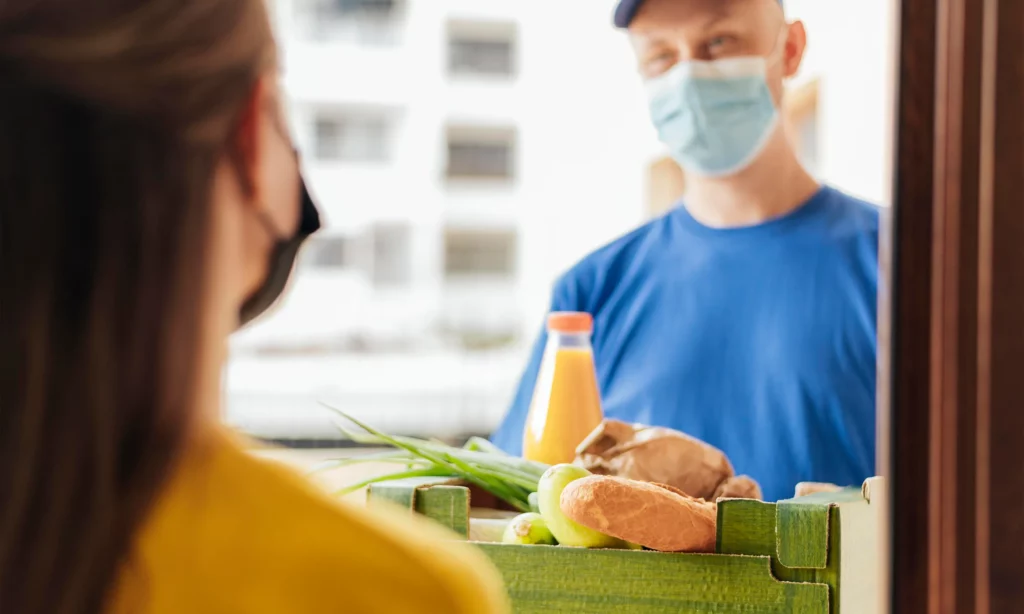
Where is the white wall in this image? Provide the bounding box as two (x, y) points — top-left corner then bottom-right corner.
(514, 0), (651, 323)
(785, 0), (895, 206)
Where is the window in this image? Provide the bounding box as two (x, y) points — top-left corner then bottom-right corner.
(303, 228), (409, 285)
(444, 229), (517, 278)
(446, 127), (516, 180)
(304, 236), (353, 269)
(448, 31), (516, 77)
(370, 224), (411, 287)
(308, 0), (402, 45)
(333, 0), (395, 16)
(315, 114), (391, 162)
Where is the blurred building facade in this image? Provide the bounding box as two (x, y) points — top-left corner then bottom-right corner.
(226, 0), (894, 442)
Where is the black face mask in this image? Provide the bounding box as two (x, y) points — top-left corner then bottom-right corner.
(238, 177), (322, 327)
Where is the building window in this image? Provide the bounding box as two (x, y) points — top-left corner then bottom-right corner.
(304, 236), (353, 269)
(370, 224), (411, 287)
(315, 114), (391, 162)
(448, 28), (516, 77)
(446, 127), (516, 181)
(444, 229), (517, 278)
(303, 227), (410, 286)
(308, 0), (403, 45)
(333, 0), (395, 17)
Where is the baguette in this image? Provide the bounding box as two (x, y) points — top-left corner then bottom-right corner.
(559, 475), (717, 553)
(794, 482), (843, 498)
(575, 419), (734, 500)
(713, 475), (763, 501)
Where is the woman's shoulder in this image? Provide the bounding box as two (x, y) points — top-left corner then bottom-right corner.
(134, 429), (509, 614)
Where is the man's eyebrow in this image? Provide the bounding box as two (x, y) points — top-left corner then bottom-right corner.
(633, 32), (671, 49)
(699, 8), (740, 30)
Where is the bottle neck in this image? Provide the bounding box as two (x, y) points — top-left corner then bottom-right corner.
(547, 331), (592, 349)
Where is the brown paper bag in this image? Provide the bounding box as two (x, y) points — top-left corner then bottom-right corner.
(575, 419), (760, 501)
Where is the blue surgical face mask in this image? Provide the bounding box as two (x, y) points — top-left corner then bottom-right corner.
(646, 55), (780, 177)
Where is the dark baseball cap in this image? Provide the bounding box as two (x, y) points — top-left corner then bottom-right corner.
(614, 0), (783, 28)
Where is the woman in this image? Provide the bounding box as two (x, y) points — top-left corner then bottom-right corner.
(0, 1), (509, 613)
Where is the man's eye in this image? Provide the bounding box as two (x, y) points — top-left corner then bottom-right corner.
(650, 51), (674, 64)
(705, 36), (732, 54)
(643, 52), (676, 76)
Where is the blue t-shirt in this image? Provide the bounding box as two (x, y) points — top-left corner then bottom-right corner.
(492, 186), (879, 502)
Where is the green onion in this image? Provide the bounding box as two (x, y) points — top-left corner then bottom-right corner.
(308, 450), (431, 475)
(321, 404), (549, 511)
(332, 423), (546, 480)
(333, 467), (455, 496)
(463, 437), (508, 456)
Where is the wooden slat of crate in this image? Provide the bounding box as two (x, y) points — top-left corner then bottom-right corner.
(476, 544), (829, 614)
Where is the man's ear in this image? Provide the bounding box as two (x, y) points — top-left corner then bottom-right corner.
(230, 77), (270, 200)
(782, 20), (808, 79)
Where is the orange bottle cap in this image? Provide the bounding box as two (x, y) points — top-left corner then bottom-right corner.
(547, 311), (593, 334)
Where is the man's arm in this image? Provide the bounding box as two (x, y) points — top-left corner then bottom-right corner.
(490, 275), (581, 455)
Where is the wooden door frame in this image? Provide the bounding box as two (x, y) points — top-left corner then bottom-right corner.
(887, 0), (1024, 611)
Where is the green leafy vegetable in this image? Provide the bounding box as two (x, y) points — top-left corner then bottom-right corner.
(321, 404), (549, 512)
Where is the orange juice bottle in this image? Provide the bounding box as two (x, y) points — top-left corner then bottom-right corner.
(522, 312), (604, 465)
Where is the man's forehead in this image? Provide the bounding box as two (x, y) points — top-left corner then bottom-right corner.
(615, 0), (782, 29)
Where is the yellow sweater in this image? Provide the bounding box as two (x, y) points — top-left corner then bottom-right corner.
(109, 429), (509, 613)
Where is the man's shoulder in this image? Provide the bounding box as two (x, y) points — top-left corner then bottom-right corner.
(819, 186), (882, 238)
(553, 212), (675, 304)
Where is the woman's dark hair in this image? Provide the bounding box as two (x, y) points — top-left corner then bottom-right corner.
(0, 1), (274, 612)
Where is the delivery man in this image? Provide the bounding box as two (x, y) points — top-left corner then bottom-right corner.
(491, 0), (879, 502)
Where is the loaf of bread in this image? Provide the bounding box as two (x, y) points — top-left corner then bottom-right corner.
(559, 475), (717, 553)
(575, 419), (735, 500)
(713, 475), (763, 501)
(794, 482), (843, 498)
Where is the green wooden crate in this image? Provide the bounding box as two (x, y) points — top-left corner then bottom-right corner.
(367, 477), (887, 614)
